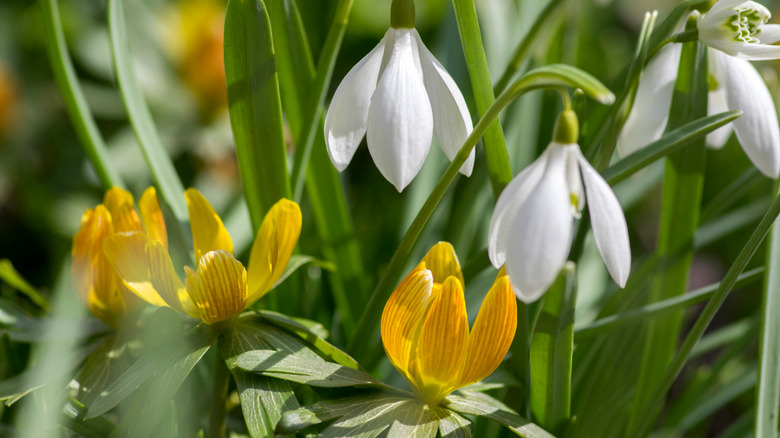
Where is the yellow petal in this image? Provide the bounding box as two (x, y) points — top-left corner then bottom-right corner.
(139, 187), (168, 248)
(458, 270), (517, 387)
(381, 263), (434, 382)
(146, 240), (196, 317)
(185, 188), (233, 260)
(421, 242), (464, 286)
(246, 199), (302, 304)
(103, 187), (134, 219)
(103, 232), (167, 307)
(187, 250), (247, 324)
(71, 206), (119, 326)
(416, 276), (469, 403)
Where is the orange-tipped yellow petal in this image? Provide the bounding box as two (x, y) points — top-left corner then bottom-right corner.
(246, 199), (302, 304)
(146, 240), (194, 316)
(103, 232), (167, 307)
(185, 188), (233, 260)
(187, 250), (247, 324)
(113, 201), (144, 233)
(458, 270), (517, 387)
(139, 187), (168, 248)
(416, 276), (469, 402)
(103, 187), (135, 219)
(72, 208), (99, 304)
(381, 263), (434, 380)
(71, 206), (120, 325)
(421, 242), (464, 286)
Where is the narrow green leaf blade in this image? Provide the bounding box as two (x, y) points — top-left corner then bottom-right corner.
(0, 259), (48, 311)
(443, 393), (554, 438)
(529, 263), (576, 433)
(107, 0), (188, 222)
(39, 0), (123, 189)
(224, 0), (291, 231)
(235, 349), (381, 387)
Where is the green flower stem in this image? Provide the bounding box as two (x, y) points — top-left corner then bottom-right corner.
(40, 0), (123, 190)
(628, 191), (780, 437)
(530, 263), (576, 434)
(755, 179), (780, 437)
(493, 0), (566, 95)
(574, 267), (764, 340)
(289, 0), (354, 203)
(346, 64), (614, 358)
(209, 357), (229, 438)
(451, 0), (513, 198)
(627, 16), (709, 432)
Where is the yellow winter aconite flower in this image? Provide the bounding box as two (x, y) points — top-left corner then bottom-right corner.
(71, 187), (166, 327)
(381, 242), (517, 406)
(105, 188), (301, 324)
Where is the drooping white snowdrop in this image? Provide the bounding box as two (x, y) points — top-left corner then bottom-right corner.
(618, 4), (780, 178)
(323, 0), (474, 192)
(489, 110), (631, 303)
(697, 0), (780, 60)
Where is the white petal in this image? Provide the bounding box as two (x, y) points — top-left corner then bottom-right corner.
(505, 147), (573, 302)
(578, 153), (631, 287)
(720, 54), (780, 177)
(366, 29), (433, 192)
(564, 145), (584, 216)
(705, 84), (734, 149)
(725, 42), (780, 61)
(617, 44), (681, 156)
(412, 30), (475, 176)
(759, 24), (780, 44)
(324, 30), (390, 171)
(487, 149), (550, 269)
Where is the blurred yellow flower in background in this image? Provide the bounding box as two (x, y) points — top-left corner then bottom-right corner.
(105, 189), (301, 324)
(71, 187), (166, 327)
(162, 0), (227, 116)
(381, 242), (517, 405)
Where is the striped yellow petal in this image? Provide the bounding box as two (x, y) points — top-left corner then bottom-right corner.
(146, 240), (196, 317)
(185, 188), (234, 260)
(416, 276), (469, 403)
(139, 187), (168, 248)
(421, 242), (464, 286)
(103, 187), (134, 219)
(103, 232), (167, 307)
(113, 201), (144, 233)
(246, 199), (302, 304)
(458, 269), (517, 387)
(186, 250), (247, 324)
(381, 263), (433, 381)
(72, 208), (99, 305)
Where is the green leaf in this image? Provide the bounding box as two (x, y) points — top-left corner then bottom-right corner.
(219, 321), (300, 438)
(530, 263), (576, 433)
(86, 325), (215, 418)
(443, 392), (554, 438)
(601, 111), (741, 185)
(278, 393), (433, 438)
(273, 254), (335, 289)
(756, 179), (780, 437)
(436, 409), (472, 438)
(0, 259), (48, 311)
(627, 24), (709, 433)
(107, 0), (188, 223)
(39, 0), (123, 190)
(574, 267), (764, 340)
(451, 0), (512, 197)
(60, 399), (115, 438)
(224, 0), (291, 232)
(235, 349), (382, 388)
(258, 310), (359, 369)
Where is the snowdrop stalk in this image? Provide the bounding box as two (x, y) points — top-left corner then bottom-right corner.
(489, 108), (631, 302)
(324, 0), (474, 191)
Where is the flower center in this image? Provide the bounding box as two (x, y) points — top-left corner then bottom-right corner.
(725, 6), (770, 44)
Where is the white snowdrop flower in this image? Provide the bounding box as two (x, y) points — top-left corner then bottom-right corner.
(323, 1), (474, 192)
(489, 111), (631, 303)
(697, 0), (780, 60)
(618, 42), (780, 178)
